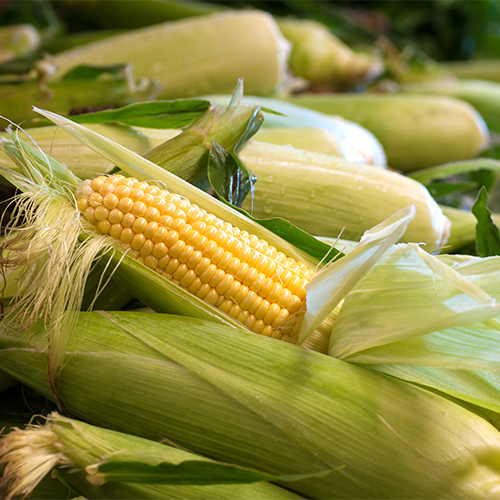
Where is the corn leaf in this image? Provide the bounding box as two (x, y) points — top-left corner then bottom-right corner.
(70, 99), (212, 129)
(472, 187), (500, 257)
(408, 158), (500, 185)
(330, 243), (500, 369)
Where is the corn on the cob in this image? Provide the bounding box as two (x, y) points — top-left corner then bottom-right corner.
(76, 174), (314, 342)
(282, 93), (490, 172)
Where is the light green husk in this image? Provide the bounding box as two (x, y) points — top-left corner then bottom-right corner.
(400, 78), (500, 132)
(444, 59), (500, 83)
(282, 93), (490, 172)
(1, 311), (500, 499)
(276, 17), (383, 87)
(50, 11), (292, 99)
(0, 24), (41, 63)
(238, 141), (450, 250)
(0, 412), (303, 500)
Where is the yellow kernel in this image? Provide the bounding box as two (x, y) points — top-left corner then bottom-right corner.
(225, 257), (241, 276)
(153, 197), (167, 212)
(249, 296), (263, 315)
(249, 272), (267, 293)
(91, 176), (106, 191)
(161, 271), (173, 280)
(187, 205), (203, 222)
(152, 226), (168, 243)
(165, 258), (180, 275)
(211, 247), (225, 265)
(233, 284), (249, 304)
(203, 225), (218, 240)
(227, 237), (243, 255)
(115, 185), (131, 198)
(173, 263), (188, 281)
(217, 251), (233, 271)
(117, 197), (134, 214)
(277, 289), (292, 309)
(145, 207), (160, 222)
(272, 309), (290, 328)
(242, 268), (259, 287)
(219, 299), (233, 314)
(140, 240), (154, 257)
(142, 193), (154, 207)
(295, 279), (308, 300)
(200, 264), (217, 283)
(96, 220), (111, 234)
(108, 209), (123, 224)
(118, 177), (135, 187)
(205, 288), (220, 306)
(179, 223), (192, 241)
(161, 202), (176, 217)
(173, 208), (187, 220)
(194, 257), (211, 276)
(120, 228), (134, 244)
(266, 282), (283, 303)
(171, 218), (187, 232)
(185, 229), (200, 247)
(246, 249), (261, 268)
(144, 222), (159, 239)
(271, 328), (283, 339)
(255, 299), (270, 319)
(259, 278), (274, 299)
(89, 192), (103, 207)
(145, 255), (158, 270)
(132, 201), (147, 217)
(122, 213), (136, 228)
(226, 280), (241, 300)
(99, 182), (115, 196)
(261, 325), (274, 337)
(228, 303), (242, 320)
(180, 269), (197, 288)
(165, 230), (179, 247)
(209, 269), (225, 289)
(234, 262), (249, 282)
(132, 217), (148, 234)
(84, 206), (96, 222)
(158, 254), (171, 269)
(203, 241), (218, 258)
(129, 188), (143, 201)
(131, 233), (146, 251)
(263, 303), (281, 325)
(237, 246), (251, 263)
(94, 205), (109, 222)
(216, 274), (234, 295)
(153, 242), (169, 260)
(188, 277), (203, 294)
(240, 290), (258, 311)
(194, 235), (208, 252)
(191, 220), (206, 233)
(158, 215), (173, 229)
(77, 198), (88, 211)
(144, 185), (158, 195)
(178, 245), (194, 264)
(245, 314), (257, 330)
(288, 295), (302, 314)
(254, 318), (268, 333)
(254, 255), (269, 274)
(196, 283), (211, 300)
(236, 310), (249, 324)
(169, 240), (186, 259)
(278, 268), (293, 288)
(109, 223), (122, 239)
(187, 250), (203, 269)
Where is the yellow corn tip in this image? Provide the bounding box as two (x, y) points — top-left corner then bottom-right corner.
(75, 174), (315, 342)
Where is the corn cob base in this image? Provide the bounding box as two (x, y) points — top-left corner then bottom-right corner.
(76, 175), (314, 342)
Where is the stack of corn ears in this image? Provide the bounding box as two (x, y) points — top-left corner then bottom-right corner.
(1, 96), (500, 499)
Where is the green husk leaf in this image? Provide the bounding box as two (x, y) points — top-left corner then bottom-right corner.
(408, 158), (500, 185)
(208, 141), (255, 208)
(94, 459), (331, 485)
(472, 187), (500, 257)
(329, 243), (500, 369)
(70, 99), (212, 129)
(299, 206), (416, 343)
(427, 181), (477, 198)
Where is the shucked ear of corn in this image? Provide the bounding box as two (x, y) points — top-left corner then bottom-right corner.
(1, 312), (500, 500)
(0, 412), (304, 500)
(282, 93), (490, 172)
(48, 10), (292, 99)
